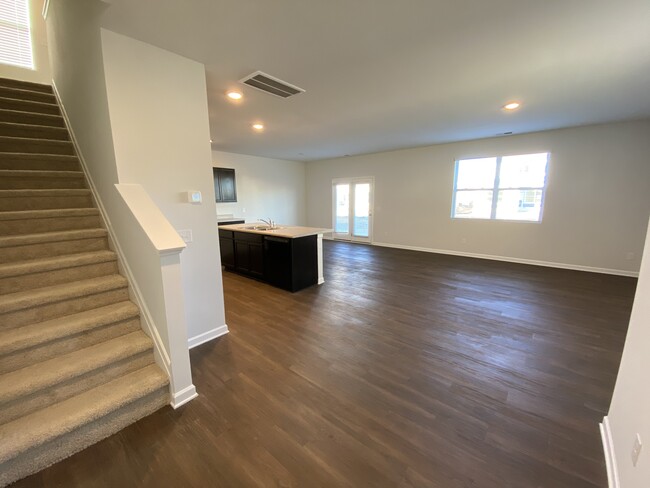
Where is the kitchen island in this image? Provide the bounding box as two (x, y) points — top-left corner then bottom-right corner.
(218, 223), (331, 292)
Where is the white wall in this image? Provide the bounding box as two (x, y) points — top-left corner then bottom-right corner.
(212, 151), (306, 226)
(44, 0), (200, 403)
(45, 0), (119, 196)
(101, 29), (226, 344)
(306, 120), (650, 275)
(0, 0), (51, 85)
(606, 217), (650, 487)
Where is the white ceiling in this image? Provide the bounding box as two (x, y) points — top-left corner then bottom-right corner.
(101, 0), (650, 161)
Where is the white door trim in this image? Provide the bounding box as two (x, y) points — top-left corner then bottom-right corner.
(331, 177), (374, 243)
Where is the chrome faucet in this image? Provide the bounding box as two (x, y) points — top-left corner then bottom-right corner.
(258, 218), (276, 229)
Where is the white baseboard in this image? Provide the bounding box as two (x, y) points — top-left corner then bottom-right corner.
(371, 241), (638, 278)
(600, 416), (620, 488)
(171, 384), (198, 409)
(188, 324), (229, 349)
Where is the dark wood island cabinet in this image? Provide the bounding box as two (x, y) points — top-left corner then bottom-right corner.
(218, 224), (330, 292)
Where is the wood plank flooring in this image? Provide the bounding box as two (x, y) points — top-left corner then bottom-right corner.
(15, 241), (636, 487)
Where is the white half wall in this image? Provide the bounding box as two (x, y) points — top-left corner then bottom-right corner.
(212, 150), (306, 226)
(605, 217), (650, 487)
(101, 28), (226, 344)
(0, 0), (51, 85)
(306, 120), (650, 274)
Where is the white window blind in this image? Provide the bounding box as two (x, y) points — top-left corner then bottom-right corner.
(0, 0), (33, 69)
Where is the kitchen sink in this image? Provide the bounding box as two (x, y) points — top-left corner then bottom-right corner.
(243, 225), (283, 231)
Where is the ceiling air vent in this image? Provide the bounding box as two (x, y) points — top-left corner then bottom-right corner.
(239, 71), (305, 99)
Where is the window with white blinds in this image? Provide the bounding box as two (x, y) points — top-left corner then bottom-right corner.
(0, 0), (33, 69)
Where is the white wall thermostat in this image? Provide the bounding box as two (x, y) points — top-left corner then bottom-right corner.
(187, 191), (202, 204)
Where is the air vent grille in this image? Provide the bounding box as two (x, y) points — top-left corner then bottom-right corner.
(239, 71), (305, 99)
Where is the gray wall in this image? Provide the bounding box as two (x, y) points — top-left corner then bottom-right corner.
(101, 29), (225, 343)
(213, 151), (307, 226)
(306, 120), (650, 274)
(607, 216), (650, 486)
(45, 0), (225, 345)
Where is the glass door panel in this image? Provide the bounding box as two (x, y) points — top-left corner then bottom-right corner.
(332, 178), (373, 242)
(353, 183), (370, 238)
(334, 184), (350, 235)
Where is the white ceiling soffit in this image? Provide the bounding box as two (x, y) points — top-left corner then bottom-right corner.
(239, 71), (305, 99)
(100, 0), (650, 161)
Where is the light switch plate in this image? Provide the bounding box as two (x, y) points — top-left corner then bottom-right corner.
(178, 229), (193, 243)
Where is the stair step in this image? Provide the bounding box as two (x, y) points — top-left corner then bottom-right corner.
(0, 97), (60, 116)
(0, 77), (53, 94)
(0, 153), (79, 171)
(0, 228), (108, 263)
(0, 364), (168, 486)
(0, 301), (140, 374)
(0, 109), (65, 128)
(0, 169), (85, 189)
(0, 250), (118, 294)
(0, 208), (99, 235)
(0, 330), (154, 424)
(0, 275), (129, 329)
(0, 121), (69, 141)
(0, 136), (74, 155)
(0, 86), (56, 104)
(0, 188), (93, 211)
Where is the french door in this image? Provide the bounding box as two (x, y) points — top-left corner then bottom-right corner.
(332, 177), (374, 243)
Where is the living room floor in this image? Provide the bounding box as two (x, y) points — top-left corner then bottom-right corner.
(16, 241), (635, 487)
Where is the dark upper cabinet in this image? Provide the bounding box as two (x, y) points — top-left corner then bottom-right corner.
(213, 167), (237, 203)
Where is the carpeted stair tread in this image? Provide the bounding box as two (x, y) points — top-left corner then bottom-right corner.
(0, 169), (83, 178)
(0, 188), (91, 198)
(0, 188), (93, 211)
(0, 275), (127, 315)
(0, 121), (69, 140)
(0, 331), (152, 405)
(0, 109), (64, 127)
(0, 208), (98, 222)
(0, 364), (168, 464)
(0, 153), (79, 171)
(0, 250), (116, 279)
(0, 228), (106, 249)
(0, 301), (139, 358)
(0, 135), (73, 145)
(0, 86), (55, 104)
(0, 76), (169, 485)
(0, 96), (60, 114)
(0, 152), (76, 162)
(0, 77), (53, 94)
(0, 301), (138, 357)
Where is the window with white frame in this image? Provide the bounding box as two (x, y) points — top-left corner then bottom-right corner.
(451, 152), (549, 222)
(0, 0), (33, 70)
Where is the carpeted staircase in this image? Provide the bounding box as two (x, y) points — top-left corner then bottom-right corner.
(0, 77), (169, 486)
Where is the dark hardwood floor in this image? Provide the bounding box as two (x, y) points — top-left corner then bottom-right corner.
(15, 241), (636, 487)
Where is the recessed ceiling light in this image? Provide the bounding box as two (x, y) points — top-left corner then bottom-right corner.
(252, 123), (264, 131)
(226, 91), (242, 100)
(503, 102), (521, 111)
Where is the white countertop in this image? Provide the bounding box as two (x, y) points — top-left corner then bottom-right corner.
(219, 223), (332, 239)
